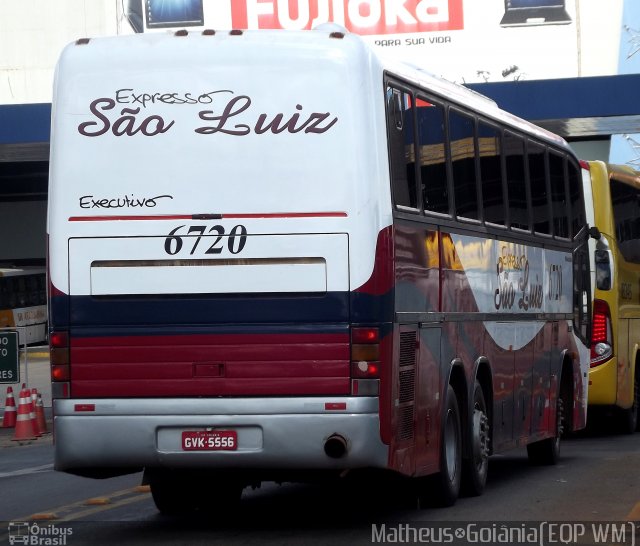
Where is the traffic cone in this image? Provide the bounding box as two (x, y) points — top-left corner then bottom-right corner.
(31, 388), (38, 412)
(12, 388), (37, 442)
(28, 389), (41, 438)
(34, 393), (48, 435)
(1, 387), (17, 428)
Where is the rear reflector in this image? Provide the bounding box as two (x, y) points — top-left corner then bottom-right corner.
(325, 402), (347, 411)
(74, 404), (96, 412)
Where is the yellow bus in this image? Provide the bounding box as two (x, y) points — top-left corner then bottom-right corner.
(584, 161), (640, 433)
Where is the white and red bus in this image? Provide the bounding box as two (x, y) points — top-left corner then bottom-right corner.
(48, 27), (591, 513)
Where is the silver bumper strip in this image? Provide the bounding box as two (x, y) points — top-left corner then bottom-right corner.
(53, 397), (388, 471)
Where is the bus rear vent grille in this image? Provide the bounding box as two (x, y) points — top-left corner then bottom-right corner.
(397, 330), (417, 442)
(399, 331), (416, 367)
(398, 406), (414, 441)
(399, 368), (415, 404)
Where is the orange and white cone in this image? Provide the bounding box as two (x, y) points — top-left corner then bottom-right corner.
(35, 393), (48, 435)
(31, 388), (38, 412)
(27, 389), (41, 438)
(1, 387), (17, 428)
(12, 388), (37, 442)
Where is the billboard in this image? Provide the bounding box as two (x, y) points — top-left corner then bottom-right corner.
(125, 0), (590, 83)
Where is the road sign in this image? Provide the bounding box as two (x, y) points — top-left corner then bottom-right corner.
(0, 331), (19, 384)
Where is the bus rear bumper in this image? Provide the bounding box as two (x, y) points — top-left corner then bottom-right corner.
(53, 397), (388, 475)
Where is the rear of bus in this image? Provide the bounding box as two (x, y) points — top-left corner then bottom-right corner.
(48, 30), (394, 485)
(584, 161), (640, 433)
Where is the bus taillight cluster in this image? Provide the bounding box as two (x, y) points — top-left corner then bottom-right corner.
(50, 330), (70, 396)
(351, 326), (381, 396)
(591, 299), (613, 367)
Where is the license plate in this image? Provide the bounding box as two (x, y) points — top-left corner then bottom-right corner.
(182, 430), (238, 451)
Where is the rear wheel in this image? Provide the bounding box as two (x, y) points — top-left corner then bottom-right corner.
(148, 470), (243, 516)
(419, 385), (461, 507)
(149, 472), (195, 515)
(462, 380), (490, 496)
(527, 392), (564, 465)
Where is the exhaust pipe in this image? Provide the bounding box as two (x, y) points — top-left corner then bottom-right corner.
(324, 434), (348, 458)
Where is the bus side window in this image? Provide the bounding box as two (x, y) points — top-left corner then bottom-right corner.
(417, 97), (448, 215)
(478, 122), (505, 226)
(0, 278), (7, 308)
(504, 131), (529, 231)
(38, 274), (46, 305)
(549, 152), (569, 239)
(17, 277), (27, 308)
(611, 178), (640, 264)
(386, 87), (418, 210)
(528, 141), (550, 235)
(449, 108), (479, 221)
(7, 278), (17, 309)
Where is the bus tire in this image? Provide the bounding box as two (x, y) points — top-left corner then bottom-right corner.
(149, 471), (243, 516)
(149, 472), (197, 515)
(527, 393), (564, 465)
(195, 478), (243, 514)
(462, 380), (490, 496)
(422, 384), (461, 507)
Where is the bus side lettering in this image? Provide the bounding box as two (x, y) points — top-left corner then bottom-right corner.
(495, 280), (516, 310)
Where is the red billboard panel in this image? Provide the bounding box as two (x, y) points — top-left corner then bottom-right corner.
(230, 0), (464, 34)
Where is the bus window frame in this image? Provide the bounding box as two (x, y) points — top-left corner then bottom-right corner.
(385, 73), (584, 254)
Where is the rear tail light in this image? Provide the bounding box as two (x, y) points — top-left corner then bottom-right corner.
(591, 299), (613, 367)
(351, 327), (381, 396)
(351, 327), (380, 379)
(50, 329), (70, 398)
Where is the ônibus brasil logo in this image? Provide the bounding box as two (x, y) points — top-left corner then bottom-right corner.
(8, 522), (73, 546)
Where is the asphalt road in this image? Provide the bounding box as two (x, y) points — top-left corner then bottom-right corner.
(1, 423), (640, 546)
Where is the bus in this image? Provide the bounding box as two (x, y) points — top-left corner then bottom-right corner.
(47, 27), (591, 513)
(583, 161), (640, 433)
(0, 267), (47, 345)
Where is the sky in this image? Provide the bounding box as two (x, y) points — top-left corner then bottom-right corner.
(609, 0), (640, 166)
